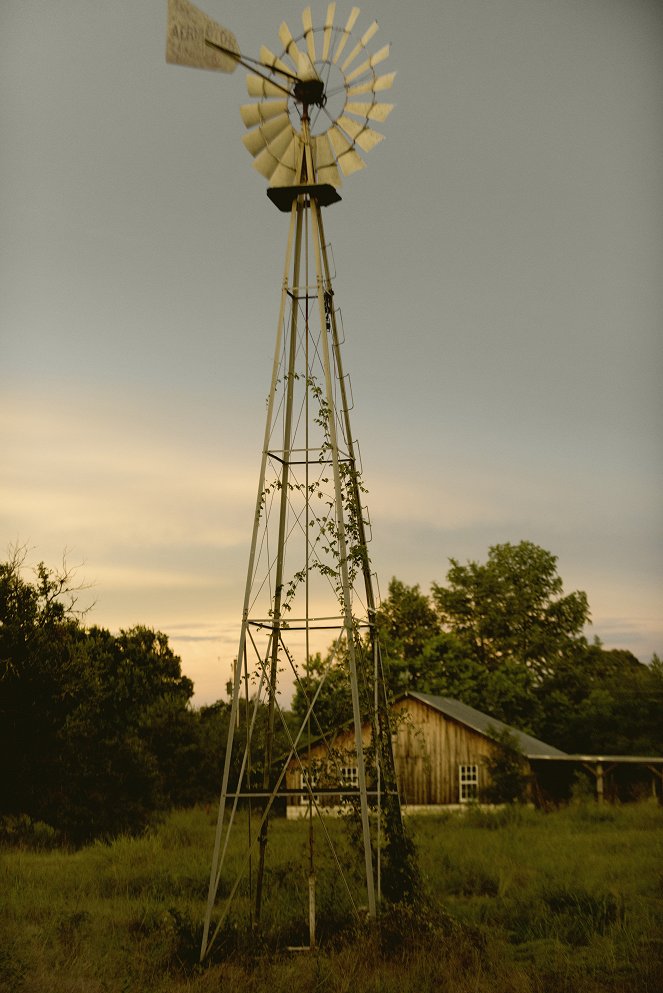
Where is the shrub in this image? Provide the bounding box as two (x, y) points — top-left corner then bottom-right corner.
(0, 814), (61, 850)
(483, 727), (530, 804)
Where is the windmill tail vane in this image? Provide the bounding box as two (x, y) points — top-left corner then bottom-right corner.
(166, 0), (240, 72)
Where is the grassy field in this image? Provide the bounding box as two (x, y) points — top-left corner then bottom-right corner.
(1, 802), (662, 993)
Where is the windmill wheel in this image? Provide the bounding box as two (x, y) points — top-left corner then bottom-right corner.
(241, 4), (395, 187)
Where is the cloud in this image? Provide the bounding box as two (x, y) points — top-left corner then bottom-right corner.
(0, 388), (256, 555)
(0, 386), (256, 649)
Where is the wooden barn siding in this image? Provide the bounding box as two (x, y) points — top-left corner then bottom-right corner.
(284, 725), (367, 794)
(285, 701), (503, 805)
(391, 699), (497, 805)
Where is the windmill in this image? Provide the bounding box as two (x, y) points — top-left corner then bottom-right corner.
(167, 0), (411, 962)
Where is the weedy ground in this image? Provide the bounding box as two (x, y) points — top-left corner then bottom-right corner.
(1, 802), (662, 993)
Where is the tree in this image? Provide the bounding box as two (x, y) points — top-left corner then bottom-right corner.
(432, 541), (590, 677)
(291, 546), (661, 758)
(416, 636), (542, 733)
(483, 727), (530, 804)
(0, 548), (89, 831)
(291, 580), (442, 734)
(0, 550), (201, 842)
(535, 643), (663, 755)
(291, 551), (581, 735)
(291, 650), (353, 737)
(375, 578), (441, 692)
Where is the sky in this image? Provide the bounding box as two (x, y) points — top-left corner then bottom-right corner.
(2, 0), (662, 705)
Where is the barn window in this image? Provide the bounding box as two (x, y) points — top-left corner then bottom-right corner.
(458, 764), (479, 803)
(341, 765), (358, 788)
(299, 767), (318, 805)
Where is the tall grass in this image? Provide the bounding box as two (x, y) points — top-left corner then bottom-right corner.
(1, 802), (661, 992)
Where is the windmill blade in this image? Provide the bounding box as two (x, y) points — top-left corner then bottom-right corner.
(269, 162), (297, 186)
(253, 128), (297, 180)
(240, 99), (289, 129)
(328, 125), (366, 176)
(340, 20), (379, 73)
(336, 147), (366, 177)
(166, 0), (239, 72)
(347, 71), (396, 96)
(278, 20), (304, 71)
(247, 74), (289, 99)
(242, 113), (292, 157)
(344, 43), (390, 84)
(321, 3), (336, 61)
(302, 7), (317, 63)
(269, 148), (300, 187)
(297, 53), (320, 82)
(336, 114), (384, 152)
(259, 45), (294, 80)
(345, 100), (394, 123)
(312, 134), (341, 188)
(332, 7), (360, 65)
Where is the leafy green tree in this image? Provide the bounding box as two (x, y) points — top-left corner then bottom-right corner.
(479, 658), (543, 734)
(291, 650), (353, 737)
(291, 556), (563, 734)
(483, 727), (530, 804)
(54, 625), (198, 839)
(140, 694), (202, 808)
(0, 548), (89, 830)
(280, 542), (662, 772)
(536, 644), (663, 754)
(0, 550), (202, 842)
(197, 693), (302, 810)
(291, 579), (441, 736)
(196, 700), (233, 798)
(432, 541), (590, 676)
(418, 635), (485, 700)
(375, 578), (441, 692)
(416, 637), (542, 733)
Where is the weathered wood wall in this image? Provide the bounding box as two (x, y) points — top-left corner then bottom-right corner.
(391, 697), (497, 805)
(285, 698), (510, 806)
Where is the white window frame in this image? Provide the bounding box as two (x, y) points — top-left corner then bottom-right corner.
(458, 764), (479, 803)
(299, 767), (319, 805)
(340, 765), (358, 788)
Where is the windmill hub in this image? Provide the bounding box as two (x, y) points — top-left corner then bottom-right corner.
(293, 76), (325, 108)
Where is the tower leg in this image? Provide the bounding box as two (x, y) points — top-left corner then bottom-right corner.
(309, 198), (376, 918)
(200, 197), (301, 961)
(254, 198), (305, 922)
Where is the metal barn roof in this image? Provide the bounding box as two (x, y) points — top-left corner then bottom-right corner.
(401, 691), (567, 758)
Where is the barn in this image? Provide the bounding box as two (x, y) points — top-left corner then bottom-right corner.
(389, 691), (563, 807)
(285, 691), (663, 814)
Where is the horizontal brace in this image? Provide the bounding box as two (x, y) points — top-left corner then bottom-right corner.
(266, 453), (352, 466)
(247, 619), (372, 632)
(286, 290), (318, 301)
(226, 788), (399, 799)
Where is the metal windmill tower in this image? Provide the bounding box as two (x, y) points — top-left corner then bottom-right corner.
(167, 0), (410, 962)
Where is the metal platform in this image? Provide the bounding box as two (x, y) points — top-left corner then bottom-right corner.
(267, 183), (342, 211)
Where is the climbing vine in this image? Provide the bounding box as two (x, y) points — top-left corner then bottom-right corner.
(257, 373), (370, 619)
(256, 369), (420, 908)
